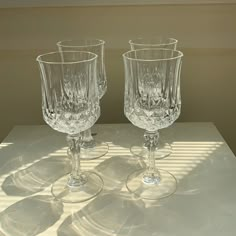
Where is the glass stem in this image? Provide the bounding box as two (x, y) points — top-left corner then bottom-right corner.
(143, 130), (158, 149)
(67, 134), (86, 187)
(143, 130), (160, 184)
(81, 128), (96, 149)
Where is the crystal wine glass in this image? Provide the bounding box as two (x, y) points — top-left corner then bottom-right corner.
(129, 37), (178, 160)
(57, 39), (108, 159)
(36, 51), (103, 203)
(123, 48), (183, 200)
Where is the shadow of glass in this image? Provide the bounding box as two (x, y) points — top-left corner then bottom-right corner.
(94, 155), (145, 191)
(57, 191), (195, 236)
(1, 156), (71, 196)
(56, 138), (236, 236)
(57, 191), (146, 236)
(0, 127), (66, 177)
(93, 124), (174, 150)
(0, 195), (63, 236)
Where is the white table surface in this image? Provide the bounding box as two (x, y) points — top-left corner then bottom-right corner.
(0, 123), (236, 236)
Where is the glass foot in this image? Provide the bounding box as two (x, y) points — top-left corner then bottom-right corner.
(80, 141), (109, 160)
(130, 141), (172, 160)
(126, 169), (177, 200)
(51, 171), (103, 203)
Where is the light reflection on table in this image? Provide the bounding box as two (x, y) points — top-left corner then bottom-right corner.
(0, 123), (235, 236)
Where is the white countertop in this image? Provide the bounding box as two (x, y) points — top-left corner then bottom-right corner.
(0, 123), (236, 236)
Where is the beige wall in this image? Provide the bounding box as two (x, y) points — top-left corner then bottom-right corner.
(0, 5), (236, 154)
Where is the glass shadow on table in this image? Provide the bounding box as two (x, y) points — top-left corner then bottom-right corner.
(57, 191), (145, 236)
(0, 129), (66, 177)
(1, 156), (71, 196)
(1, 155), (144, 197)
(0, 195), (63, 236)
(0, 155), (144, 236)
(57, 140), (236, 236)
(57, 180), (236, 236)
(57, 191), (193, 236)
(95, 124), (175, 150)
(1, 141), (236, 235)
(94, 155), (145, 192)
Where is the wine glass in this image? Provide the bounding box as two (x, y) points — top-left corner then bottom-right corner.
(123, 48), (183, 200)
(57, 39), (108, 160)
(36, 51), (103, 203)
(129, 37), (177, 50)
(129, 37), (178, 160)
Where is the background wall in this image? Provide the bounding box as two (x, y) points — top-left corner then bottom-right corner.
(0, 4), (236, 154)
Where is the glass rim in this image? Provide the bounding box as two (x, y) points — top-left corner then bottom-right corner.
(36, 51), (98, 64)
(57, 38), (105, 48)
(123, 48), (183, 62)
(129, 37), (178, 47)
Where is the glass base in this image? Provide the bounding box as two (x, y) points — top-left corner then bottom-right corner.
(126, 168), (177, 200)
(51, 171), (103, 203)
(130, 141), (172, 160)
(80, 141), (109, 160)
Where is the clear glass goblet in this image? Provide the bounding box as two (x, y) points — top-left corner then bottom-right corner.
(123, 48), (183, 200)
(36, 51), (103, 203)
(129, 37), (178, 160)
(129, 37), (177, 50)
(57, 39), (108, 160)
